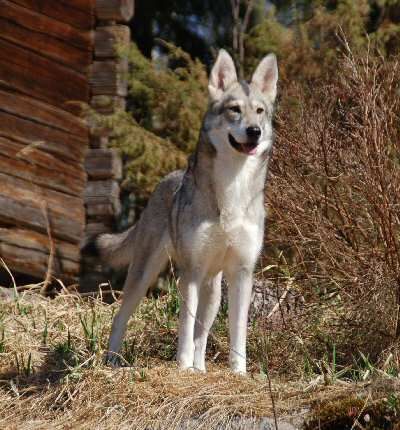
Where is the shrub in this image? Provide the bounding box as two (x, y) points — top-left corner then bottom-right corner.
(264, 45), (400, 369)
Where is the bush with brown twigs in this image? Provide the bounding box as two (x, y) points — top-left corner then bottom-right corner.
(263, 44), (400, 373)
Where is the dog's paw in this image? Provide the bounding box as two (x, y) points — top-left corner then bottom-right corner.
(179, 367), (206, 374)
(103, 351), (122, 367)
(178, 365), (195, 373)
(231, 367), (247, 376)
(229, 354), (247, 375)
(192, 361), (206, 373)
(230, 360), (246, 376)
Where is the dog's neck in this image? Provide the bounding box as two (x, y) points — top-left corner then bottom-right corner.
(187, 129), (271, 216)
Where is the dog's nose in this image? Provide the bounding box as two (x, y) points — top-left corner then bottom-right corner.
(246, 126), (261, 140)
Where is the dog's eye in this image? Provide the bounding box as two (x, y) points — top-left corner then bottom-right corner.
(256, 107), (264, 114)
(229, 106), (241, 114)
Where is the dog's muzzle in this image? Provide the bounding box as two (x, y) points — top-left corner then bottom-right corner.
(228, 133), (259, 155)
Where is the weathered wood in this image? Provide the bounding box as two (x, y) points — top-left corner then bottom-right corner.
(85, 222), (113, 236)
(85, 149), (122, 180)
(0, 195), (83, 244)
(0, 39), (90, 112)
(91, 95), (126, 114)
(2, 1), (92, 50)
(84, 179), (120, 201)
(0, 228), (80, 263)
(84, 179), (121, 215)
(0, 174), (84, 243)
(0, 1), (92, 71)
(0, 240), (79, 281)
(0, 136), (85, 182)
(86, 203), (116, 218)
(0, 173), (84, 221)
(0, 110), (87, 163)
(10, 0), (95, 30)
(89, 59), (128, 96)
(95, 25), (130, 58)
(0, 0), (98, 283)
(96, 0), (134, 22)
(89, 135), (109, 149)
(0, 153), (85, 197)
(0, 89), (88, 138)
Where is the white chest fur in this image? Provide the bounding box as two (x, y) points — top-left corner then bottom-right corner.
(213, 152), (264, 234)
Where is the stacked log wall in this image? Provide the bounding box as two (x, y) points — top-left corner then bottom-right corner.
(0, 0), (95, 283)
(81, 0), (134, 290)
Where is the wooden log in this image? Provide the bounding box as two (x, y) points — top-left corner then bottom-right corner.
(2, 1), (92, 50)
(96, 0), (134, 22)
(89, 135), (109, 149)
(0, 228), (80, 263)
(86, 203), (116, 219)
(91, 95), (126, 114)
(84, 180), (120, 202)
(0, 243), (78, 280)
(11, 0), (95, 14)
(84, 180), (121, 216)
(0, 173), (84, 221)
(0, 136), (86, 183)
(0, 195), (83, 244)
(0, 89), (88, 138)
(85, 222), (113, 236)
(95, 25), (130, 58)
(0, 1), (92, 72)
(85, 149), (122, 180)
(0, 110), (88, 163)
(89, 59), (128, 96)
(0, 174), (84, 243)
(0, 39), (90, 112)
(11, 0), (95, 30)
(0, 240), (79, 281)
(0, 152), (85, 197)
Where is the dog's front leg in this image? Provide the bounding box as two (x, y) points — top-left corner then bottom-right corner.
(177, 273), (203, 370)
(193, 272), (222, 371)
(226, 268), (253, 374)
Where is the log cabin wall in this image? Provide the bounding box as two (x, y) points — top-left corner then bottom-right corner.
(82, 0), (134, 290)
(0, 0), (134, 287)
(0, 0), (95, 284)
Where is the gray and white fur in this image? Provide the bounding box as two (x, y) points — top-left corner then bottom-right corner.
(91, 50), (278, 373)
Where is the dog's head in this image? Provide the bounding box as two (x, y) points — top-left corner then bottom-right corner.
(205, 50), (278, 157)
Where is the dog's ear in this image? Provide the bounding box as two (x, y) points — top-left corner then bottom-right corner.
(208, 49), (237, 101)
(251, 53), (278, 102)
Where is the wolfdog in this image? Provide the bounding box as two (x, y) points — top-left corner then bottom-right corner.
(88, 50), (278, 374)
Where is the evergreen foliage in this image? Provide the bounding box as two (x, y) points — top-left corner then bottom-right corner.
(95, 42), (207, 200)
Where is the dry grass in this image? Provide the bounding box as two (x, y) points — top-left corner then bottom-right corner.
(1, 287), (399, 429)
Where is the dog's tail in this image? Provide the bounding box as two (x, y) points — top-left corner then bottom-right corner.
(81, 225), (136, 269)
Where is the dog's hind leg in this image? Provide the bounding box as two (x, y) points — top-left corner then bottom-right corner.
(106, 235), (170, 365)
(193, 272), (222, 372)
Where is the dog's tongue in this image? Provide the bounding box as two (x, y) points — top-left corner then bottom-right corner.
(242, 144), (258, 155)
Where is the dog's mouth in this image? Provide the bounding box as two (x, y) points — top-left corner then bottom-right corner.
(228, 134), (258, 155)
